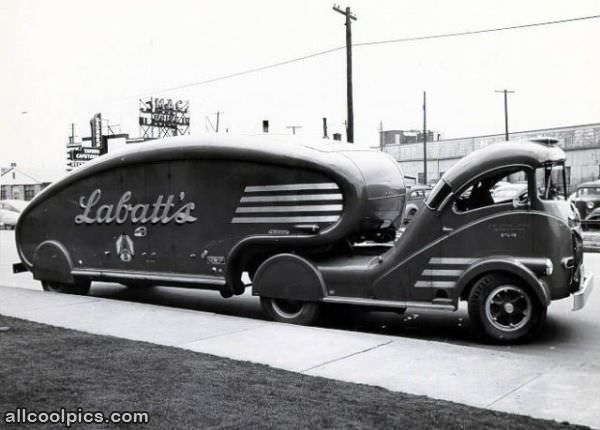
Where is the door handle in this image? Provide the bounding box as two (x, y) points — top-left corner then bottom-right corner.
(442, 226), (454, 233)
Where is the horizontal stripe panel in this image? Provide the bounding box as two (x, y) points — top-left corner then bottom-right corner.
(414, 280), (456, 288)
(429, 257), (475, 265)
(240, 194), (343, 203)
(422, 269), (463, 277)
(236, 204), (343, 213)
(231, 215), (340, 224)
(244, 183), (339, 192)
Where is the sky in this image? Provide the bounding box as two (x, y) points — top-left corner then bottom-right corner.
(2, 0), (600, 169)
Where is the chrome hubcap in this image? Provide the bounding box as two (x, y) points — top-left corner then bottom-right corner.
(485, 285), (531, 332)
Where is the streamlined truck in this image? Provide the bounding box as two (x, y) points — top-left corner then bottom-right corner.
(14, 135), (593, 342)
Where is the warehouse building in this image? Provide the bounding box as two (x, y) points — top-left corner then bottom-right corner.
(382, 123), (600, 190)
(0, 164), (65, 201)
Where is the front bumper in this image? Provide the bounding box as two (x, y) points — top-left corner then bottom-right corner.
(572, 269), (594, 311)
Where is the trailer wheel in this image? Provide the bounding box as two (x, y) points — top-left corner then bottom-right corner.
(468, 273), (546, 343)
(41, 280), (90, 295)
(260, 297), (320, 325)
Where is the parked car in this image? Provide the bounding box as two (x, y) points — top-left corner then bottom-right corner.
(582, 208), (600, 251)
(492, 182), (528, 203)
(569, 180), (600, 219)
(0, 199), (28, 230)
(403, 185), (431, 224)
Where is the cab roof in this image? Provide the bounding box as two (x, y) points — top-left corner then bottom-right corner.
(441, 140), (566, 190)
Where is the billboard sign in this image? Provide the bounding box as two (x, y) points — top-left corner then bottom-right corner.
(139, 98), (190, 129)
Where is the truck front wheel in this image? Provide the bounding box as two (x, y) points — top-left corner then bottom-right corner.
(468, 274), (546, 343)
(260, 297), (320, 325)
(41, 280), (90, 295)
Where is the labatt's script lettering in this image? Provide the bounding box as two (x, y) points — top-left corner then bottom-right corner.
(75, 189), (198, 225)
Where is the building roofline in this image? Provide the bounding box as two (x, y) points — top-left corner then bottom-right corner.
(435, 122), (600, 143)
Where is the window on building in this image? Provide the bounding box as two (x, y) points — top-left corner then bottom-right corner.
(417, 172), (425, 184)
(24, 185), (36, 201)
(0, 187), (6, 200)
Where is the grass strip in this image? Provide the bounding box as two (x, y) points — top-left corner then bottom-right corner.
(0, 314), (589, 429)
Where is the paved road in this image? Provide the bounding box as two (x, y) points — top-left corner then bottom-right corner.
(2, 230), (599, 428)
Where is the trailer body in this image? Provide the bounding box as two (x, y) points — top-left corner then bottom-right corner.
(15, 135), (404, 296)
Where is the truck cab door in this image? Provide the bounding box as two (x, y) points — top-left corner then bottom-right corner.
(436, 169), (534, 296)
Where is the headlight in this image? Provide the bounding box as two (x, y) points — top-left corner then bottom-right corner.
(587, 201), (594, 209)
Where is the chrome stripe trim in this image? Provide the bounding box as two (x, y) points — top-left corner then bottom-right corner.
(231, 215), (340, 223)
(429, 257), (475, 265)
(240, 194), (343, 203)
(415, 280), (456, 288)
(71, 269), (226, 285)
(422, 269), (463, 277)
(244, 183), (338, 192)
(236, 204), (343, 213)
(322, 296), (456, 311)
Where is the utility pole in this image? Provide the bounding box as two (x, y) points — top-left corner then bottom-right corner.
(378, 121), (384, 151)
(215, 111), (222, 133)
(422, 91), (428, 185)
(286, 125), (303, 135)
(495, 89), (515, 141)
(333, 5), (357, 143)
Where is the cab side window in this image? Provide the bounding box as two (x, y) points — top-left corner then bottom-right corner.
(454, 168), (529, 213)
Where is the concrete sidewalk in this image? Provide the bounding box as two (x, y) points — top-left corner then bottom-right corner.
(0, 285), (598, 429)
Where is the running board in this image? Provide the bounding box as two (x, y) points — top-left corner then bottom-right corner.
(71, 268), (226, 286)
(322, 296), (456, 311)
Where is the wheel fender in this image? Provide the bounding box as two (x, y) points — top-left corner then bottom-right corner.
(32, 240), (74, 284)
(457, 258), (551, 306)
(252, 253), (326, 301)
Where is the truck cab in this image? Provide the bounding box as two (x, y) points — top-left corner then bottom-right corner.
(254, 139), (593, 342)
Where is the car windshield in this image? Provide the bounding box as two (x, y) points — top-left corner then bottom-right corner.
(577, 187), (600, 197)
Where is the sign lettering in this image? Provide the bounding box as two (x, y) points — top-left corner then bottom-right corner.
(75, 189), (198, 225)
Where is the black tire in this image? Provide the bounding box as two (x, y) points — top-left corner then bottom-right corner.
(41, 280), (91, 295)
(260, 297), (320, 326)
(468, 273), (546, 343)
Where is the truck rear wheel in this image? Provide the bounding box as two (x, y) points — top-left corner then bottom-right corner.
(260, 297), (320, 325)
(41, 280), (90, 295)
(468, 273), (546, 343)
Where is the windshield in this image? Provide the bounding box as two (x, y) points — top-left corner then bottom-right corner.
(536, 162), (567, 200)
(577, 187), (600, 197)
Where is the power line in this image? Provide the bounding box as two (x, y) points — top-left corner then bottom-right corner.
(353, 13), (600, 48)
(124, 13), (600, 98)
